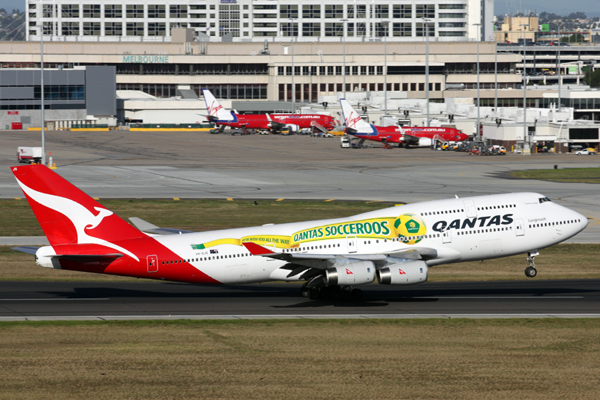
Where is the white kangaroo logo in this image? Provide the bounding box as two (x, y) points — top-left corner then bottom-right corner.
(16, 178), (139, 261)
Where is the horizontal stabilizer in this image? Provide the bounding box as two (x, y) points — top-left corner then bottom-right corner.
(129, 217), (194, 235)
(51, 253), (123, 262)
(11, 246), (39, 255)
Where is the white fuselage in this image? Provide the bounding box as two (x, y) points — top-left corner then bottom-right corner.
(151, 192), (588, 285)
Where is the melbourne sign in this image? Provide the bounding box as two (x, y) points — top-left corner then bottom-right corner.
(122, 55), (170, 64)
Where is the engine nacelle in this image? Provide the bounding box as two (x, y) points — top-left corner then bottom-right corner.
(418, 137), (433, 147)
(376, 261), (428, 285)
(325, 261), (376, 286)
(285, 124), (300, 133)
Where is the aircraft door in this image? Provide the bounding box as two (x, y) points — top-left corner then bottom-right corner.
(515, 219), (525, 236)
(147, 254), (158, 273)
(442, 230), (452, 244)
(463, 200), (477, 218)
(346, 235), (357, 253)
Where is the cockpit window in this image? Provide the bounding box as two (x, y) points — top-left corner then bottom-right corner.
(539, 197), (552, 203)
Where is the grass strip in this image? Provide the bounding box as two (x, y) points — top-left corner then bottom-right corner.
(0, 319), (599, 399)
(510, 167), (600, 184)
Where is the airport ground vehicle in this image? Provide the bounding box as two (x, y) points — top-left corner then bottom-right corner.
(575, 148), (597, 155)
(11, 165), (587, 300)
(340, 137), (351, 148)
(17, 147), (42, 164)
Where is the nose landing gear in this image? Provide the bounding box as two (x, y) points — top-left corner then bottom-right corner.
(524, 250), (539, 278)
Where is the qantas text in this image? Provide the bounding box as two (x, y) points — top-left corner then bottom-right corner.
(432, 214), (514, 232)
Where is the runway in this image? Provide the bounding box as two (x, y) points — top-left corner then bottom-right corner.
(1, 279), (599, 321)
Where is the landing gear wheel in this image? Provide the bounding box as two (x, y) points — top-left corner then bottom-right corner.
(525, 267), (537, 278)
(525, 251), (539, 278)
(301, 287), (309, 298)
(308, 288), (321, 300)
(320, 287), (331, 300)
(340, 290), (352, 301)
(329, 285), (342, 295)
(351, 288), (363, 299)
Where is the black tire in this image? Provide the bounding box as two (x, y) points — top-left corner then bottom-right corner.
(329, 285), (342, 295)
(525, 267), (537, 278)
(320, 287), (331, 300)
(301, 287), (309, 298)
(340, 291), (352, 301)
(308, 288), (320, 300)
(351, 288), (363, 299)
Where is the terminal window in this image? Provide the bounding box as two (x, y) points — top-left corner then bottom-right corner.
(126, 23), (144, 36)
(280, 5), (298, 19)
(126, 5), (144, 19)
(105, 23), (122, 36)
(302, 23), (320, 37)
(170, 5), (188, 19)
(393, 4), (411, 19)
(325, 23), (343, 37)
(83, 22), (101, 36)
(148, 5), (166, 19)
(61, 4), (79, 18)
(393, 23), (412, 37)
(324, 5), (343, 19)
(302, 5), (320, 19)
(105, 5), (122, 19)
(415, 4), (435, 19)
(148, 23), (166, 36)
(373, 5), (388, 19)
(83, 4), (100, 18)
(61, 22), (79, 36)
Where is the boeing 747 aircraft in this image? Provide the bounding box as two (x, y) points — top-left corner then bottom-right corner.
(12, 165), (587, 300)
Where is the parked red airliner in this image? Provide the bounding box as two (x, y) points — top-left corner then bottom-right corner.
(203, 89), (335, 133)
(340, 99), (470, 148)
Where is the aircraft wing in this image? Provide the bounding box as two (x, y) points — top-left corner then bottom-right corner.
(128, 217), (195, 235)
(402, 134), (420, 144)
(243, 242), (437, 278)
(266, 114), (286, 130)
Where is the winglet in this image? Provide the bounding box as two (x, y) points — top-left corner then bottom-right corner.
(242, 242), (276, 255)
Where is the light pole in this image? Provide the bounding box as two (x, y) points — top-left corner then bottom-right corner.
(494, 40), (498, 118)
(521, 24), (529, 154)
(40, 21), (46, 166)
(289, 18), (296, 112)
(341, 19), (348, 98)
(474, 23), (481, 140)
(423, 18), (431, 126)
(557, 27), (562, 110)
(382, 21), (389, 116)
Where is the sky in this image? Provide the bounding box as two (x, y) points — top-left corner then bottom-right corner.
(1, 0), (598, 18)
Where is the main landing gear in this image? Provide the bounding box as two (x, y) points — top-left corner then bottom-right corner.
(300, 284), (363, 300)
(524, 250), (539, 278)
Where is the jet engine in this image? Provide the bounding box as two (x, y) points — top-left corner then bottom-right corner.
(418, 137), (433, 147)
(325, 261), (376, 286)
(376, 261), (428, 285)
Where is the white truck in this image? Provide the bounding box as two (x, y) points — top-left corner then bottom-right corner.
(17, 147), (43, 164)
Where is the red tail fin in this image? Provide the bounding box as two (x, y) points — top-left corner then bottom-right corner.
(12, 165), (144, 246)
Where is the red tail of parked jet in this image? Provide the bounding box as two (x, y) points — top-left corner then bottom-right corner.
(340, 99), (469, 148)
(203, 89), (335, 132)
